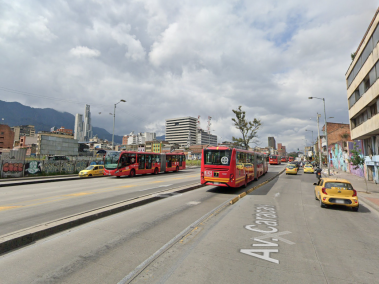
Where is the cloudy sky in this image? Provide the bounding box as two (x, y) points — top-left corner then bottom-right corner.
(0, 0), (378, 151)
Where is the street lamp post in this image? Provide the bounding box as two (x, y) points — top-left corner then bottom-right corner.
(305, 129), (314, 158)
(309, 97), (330, 176)
(112, 100), (126, 150)
(316, 113), (322, 168)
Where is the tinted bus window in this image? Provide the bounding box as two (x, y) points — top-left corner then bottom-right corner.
(204, 150), (232, 166)
(118, 153), (137, 168)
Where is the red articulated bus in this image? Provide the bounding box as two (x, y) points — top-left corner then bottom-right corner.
(269, 155), (281, 165)
(200, 147), (268, 188)
(281, 156), (287, 163)
(288, 156), (294, 162)
(103, 151), (186, 177)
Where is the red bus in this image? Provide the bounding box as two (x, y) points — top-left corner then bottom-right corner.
(200, 147), (268, 188)
(281, 156), (287, 162)
(103, 151), (186, 177)
(288, 156), (294, 162)
(269, 155), (281, 165)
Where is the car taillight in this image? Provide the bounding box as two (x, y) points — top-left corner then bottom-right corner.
(352, 189), (357, 197)
(230, 174), (234, 182)
(322, 187), (327, 195)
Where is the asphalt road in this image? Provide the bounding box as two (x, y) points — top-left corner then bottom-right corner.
(0, 169), (200, 236)
(0, 165), (285, 283)
(131, 168), (379, 284)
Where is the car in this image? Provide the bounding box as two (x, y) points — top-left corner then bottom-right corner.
(314, 178), (359, 211)
(304, 164), (314, 173)
(286, 164), (298, 175)
(79, 165), (104, 177)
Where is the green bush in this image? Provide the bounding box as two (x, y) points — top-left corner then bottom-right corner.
(186, 160), (201, 167)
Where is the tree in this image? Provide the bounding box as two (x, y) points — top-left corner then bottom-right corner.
(349, 143), (369, 193)
(351, 52), (356, 61)
(231, 106), (262, 150)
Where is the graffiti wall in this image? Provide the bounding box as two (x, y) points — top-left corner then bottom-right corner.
(24, 161), (43, 176)
(1, 160), (24, 178)
(348, 141), (365, 178)
(0, 159), (95, 178)
(328, 142), (349, 172)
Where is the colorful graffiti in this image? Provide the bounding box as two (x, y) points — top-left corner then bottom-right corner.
(328, 142), (348, 172)
(348, 141), (365, 178)
(1, 160), (24, 178)
(24, 161), (42, 176)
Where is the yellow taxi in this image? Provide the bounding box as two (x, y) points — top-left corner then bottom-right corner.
(79, 165), (104, 177)
(314, 178), (359, 211)
(285, 164), (298, 175)
(304, 164), (314, 173)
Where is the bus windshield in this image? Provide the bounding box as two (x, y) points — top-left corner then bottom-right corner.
(204, 150), (232, 166)
(104, 151), (121, 170)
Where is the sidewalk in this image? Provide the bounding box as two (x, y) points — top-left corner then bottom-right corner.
(322, 168), (379, 212)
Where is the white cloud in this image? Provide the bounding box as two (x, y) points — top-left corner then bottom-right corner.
(69, 46), (101, 58)
(0, 0), (378, 152)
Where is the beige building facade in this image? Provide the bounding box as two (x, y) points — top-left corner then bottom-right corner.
(346, 8), (379, 182)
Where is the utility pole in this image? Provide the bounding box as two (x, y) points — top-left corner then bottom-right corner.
(316, 113), (322, 168)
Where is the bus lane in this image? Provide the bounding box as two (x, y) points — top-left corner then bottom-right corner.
(131, 169), (379, 284)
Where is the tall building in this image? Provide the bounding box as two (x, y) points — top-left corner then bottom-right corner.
(74, 114), (84, 141)
(74, 105), (92, 142)
(346, 8), (379, 182)
(196, 129), (217, 146)
(84, 104), (92, 141)
(277, 143), (286, 156)
(0, 124), (15, 150)
(165, 117), (197, 147)
(268, 137), (276, 150)
(11, 125), (35, 144)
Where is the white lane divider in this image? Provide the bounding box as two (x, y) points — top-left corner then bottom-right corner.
(139, 184), (173, 191)
(187, 201), (201, 205)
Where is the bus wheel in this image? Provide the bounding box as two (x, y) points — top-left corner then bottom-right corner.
(130, 169), (136, 178)
(176, 166), (179, 172)
(154, 168), (159, 175)
(116, 176), (120, 178)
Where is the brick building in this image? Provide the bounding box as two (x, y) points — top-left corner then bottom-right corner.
(322, 123), (352, 145)
(277, 143), (287, 157)
(0, 124), (15, 150)
(52, 126), (73, 135)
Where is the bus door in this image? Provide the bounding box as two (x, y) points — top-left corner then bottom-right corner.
(138, 154), (145, 170)
(160, 154), (166, 172)
(167, 156), (172, 168)
(146, 154), (152, 170)
(179, 155), (183, 167)
(253, 153), (258, 180)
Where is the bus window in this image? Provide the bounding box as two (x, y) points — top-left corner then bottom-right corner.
(167, 156), (172, 167)
(204, 150), (232, 166)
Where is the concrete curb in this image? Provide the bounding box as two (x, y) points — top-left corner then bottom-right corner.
(230, 169), (286, 204)
(357, 195), (379, 213)
(0, 183), (204, 255)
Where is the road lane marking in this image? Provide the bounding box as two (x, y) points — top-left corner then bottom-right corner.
(187, 201), (201, 205)
(64, 192), (94, 197)
(0, 206), (22, 211)
(240, 204), (295, 264)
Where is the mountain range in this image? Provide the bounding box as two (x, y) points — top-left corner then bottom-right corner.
(0, 100), (165, 143)
(0, 100), (120, 143)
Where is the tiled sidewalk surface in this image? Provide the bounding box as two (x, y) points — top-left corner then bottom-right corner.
(322, 167), (379, 212)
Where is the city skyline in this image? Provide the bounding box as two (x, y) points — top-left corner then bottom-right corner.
(0, 1), (378, 152)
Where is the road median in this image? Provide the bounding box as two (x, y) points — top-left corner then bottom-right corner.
(0, 182), (203, 255)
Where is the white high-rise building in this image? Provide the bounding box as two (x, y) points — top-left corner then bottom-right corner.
(165, 117), (197, 147)
(74, 114), (84, 142)
(196, 129), (217, 146)
(83, 104), (92, 141)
